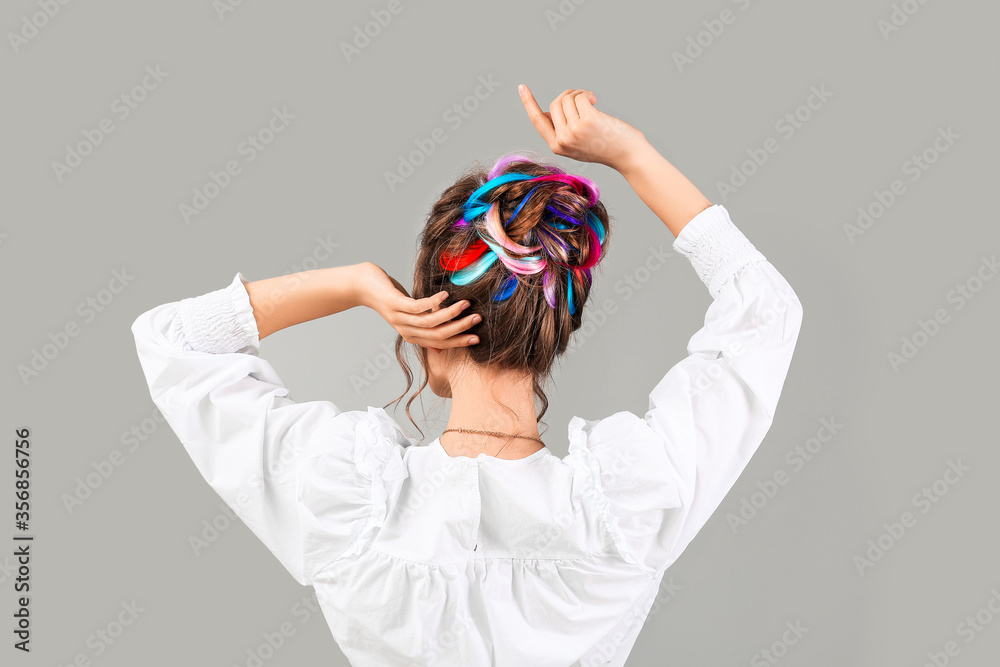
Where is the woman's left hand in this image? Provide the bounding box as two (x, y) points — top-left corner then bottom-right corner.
(355, 262), (481, 351)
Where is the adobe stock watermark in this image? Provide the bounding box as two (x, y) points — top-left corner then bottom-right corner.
(189, 498), (247, 556)
(0, 555), (16, 586)
(877, 0), (935, 41)
(55, 600), (145, 667)
(188, 435), (311, 557)
(350, 227), (673, 389)
(715, 84), (834, 202)
(213, 0), (251, 21)
(545, 0), (592, 31)
(887, 254), (997, 372)
(750, 619), (809, 666)
(682, 284), (801, 401)
(647, 575), (682, 618)
(396, 455), (464, 518)
(51, 65), (169, 183)
(520, 510), (575, 558)
(384, 75), (503, 192)
(582, 577), (683, 666)
(244, 236), (343, 322)
(564, 242), (677, 355)
(726, 416), (843, 535)
(918, 587), (1000, 667)
(339, 0), (417, 63)
(7, 0), (74, 55)
(853, 458), (970, 576)
(178, 106), (295, 224)
(672, 0), (758, 73)
(18, 267), (135, 386)
(233, 591), (324, 667)
(62, 406), (167, 514)
(349, 335), (402, 395)
(843, 126), (959, 244)
(520, 447), (638, 559)
(423, 609), (478, 664)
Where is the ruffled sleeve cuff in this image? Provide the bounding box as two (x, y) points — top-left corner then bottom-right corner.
(672, 204), (768, 299)
(177, 272), (260, 354)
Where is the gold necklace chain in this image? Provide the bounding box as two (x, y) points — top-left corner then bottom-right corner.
(441, 428), (545, 458)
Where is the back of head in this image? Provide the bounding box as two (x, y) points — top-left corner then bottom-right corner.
(392, 152), (612, 431)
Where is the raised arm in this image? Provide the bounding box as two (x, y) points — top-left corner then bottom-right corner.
(521, 86), (803, 574)
(518, 85), (712, 237)
(642, 204), (801, 570)
(248, 261), (483, 350)
(244, 264), (368, 340)
(616, 141), (713, 238)
(129, 272), (362, 586)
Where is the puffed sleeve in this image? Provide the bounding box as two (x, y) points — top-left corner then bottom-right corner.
(568, 204), (803, 576)
(129, 272), (407, 585)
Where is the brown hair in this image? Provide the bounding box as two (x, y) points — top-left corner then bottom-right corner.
(386, 152), (612, 439)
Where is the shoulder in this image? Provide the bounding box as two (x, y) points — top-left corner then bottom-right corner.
(312, 406), (418, 477)
(356, 406), (421, 447)
(561, 410), (691, 572)
(564, 410), (679, 480)
(297, 407), (416, 563)
(329, 406), (420, 447)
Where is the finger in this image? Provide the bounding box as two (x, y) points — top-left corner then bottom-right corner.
(574, 90), (599, 119)
(549, 89), (574, 135)
(418, 333), (480, 351)
(395, 289), (450, 315)
(561, 90), (586, 127)
(406, 312), (482, 348)
(398, 297), (471, 328)
(519, 84), (556, 146)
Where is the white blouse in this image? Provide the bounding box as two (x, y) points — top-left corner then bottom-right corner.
(130, 203), (802, 667)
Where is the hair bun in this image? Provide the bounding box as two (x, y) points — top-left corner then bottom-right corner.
(474, 155), (605, 263)
(441, 153), (609, 314)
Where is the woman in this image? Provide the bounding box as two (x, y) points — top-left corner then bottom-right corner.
(131, 86), (803, 666)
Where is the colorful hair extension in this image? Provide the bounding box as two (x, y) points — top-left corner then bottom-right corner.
(439, 155), (607, 311)
(439, 238), (489, 272)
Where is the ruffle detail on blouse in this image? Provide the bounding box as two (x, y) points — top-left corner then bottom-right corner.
(350, 407), (416, 555)
(566, 411), (684, 576)
(301, 406), (416, 572)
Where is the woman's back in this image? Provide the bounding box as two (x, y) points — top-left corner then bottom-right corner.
(131, 200), (802, 666)
(311, 408), (672, 665)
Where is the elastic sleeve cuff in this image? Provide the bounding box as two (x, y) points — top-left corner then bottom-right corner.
(177, 272), (261, 354)
(672, 204), (768, 299)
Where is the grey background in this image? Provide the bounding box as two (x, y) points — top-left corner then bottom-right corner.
(2, 0), (998, 665)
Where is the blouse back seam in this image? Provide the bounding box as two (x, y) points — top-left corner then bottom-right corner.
(316, 546), (641, 572)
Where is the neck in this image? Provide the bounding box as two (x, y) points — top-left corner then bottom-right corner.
(442, 368), (543, 459)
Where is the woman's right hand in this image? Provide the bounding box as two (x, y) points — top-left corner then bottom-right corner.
(518, 85), (648, 172)
(355, 262), (481, 351)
